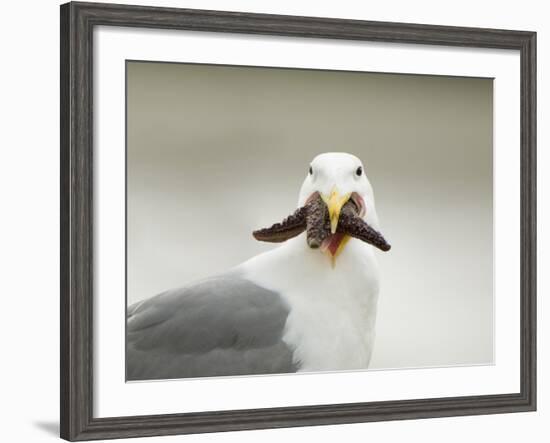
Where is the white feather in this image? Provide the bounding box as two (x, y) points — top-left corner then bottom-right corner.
(240, 237), (379, 371)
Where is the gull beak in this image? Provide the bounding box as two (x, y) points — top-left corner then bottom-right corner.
(321, 187), (351, 234)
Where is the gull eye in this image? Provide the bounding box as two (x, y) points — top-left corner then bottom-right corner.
(356, 166), (363, 176)
(309, 166), (313, 175)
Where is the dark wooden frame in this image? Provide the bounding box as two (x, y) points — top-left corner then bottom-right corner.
(60, 1), (536, 440)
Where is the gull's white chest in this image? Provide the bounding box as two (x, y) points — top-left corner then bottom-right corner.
(242, 238), (380, 372)
(281, 266), (379, 372)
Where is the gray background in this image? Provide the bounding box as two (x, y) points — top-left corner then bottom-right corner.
(127, 61), (493, 370)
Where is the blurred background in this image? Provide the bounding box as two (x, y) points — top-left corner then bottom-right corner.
(126, 61), (493, 370)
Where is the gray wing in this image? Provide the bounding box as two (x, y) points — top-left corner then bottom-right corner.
(126, 274), (298, 380)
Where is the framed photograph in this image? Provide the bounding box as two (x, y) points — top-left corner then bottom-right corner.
(60, 1), (536, 441)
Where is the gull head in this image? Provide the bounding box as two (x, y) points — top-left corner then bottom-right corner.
(297, 152), (381, 259)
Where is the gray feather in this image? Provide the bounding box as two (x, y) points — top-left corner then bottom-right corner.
(126, 273), (298, 380)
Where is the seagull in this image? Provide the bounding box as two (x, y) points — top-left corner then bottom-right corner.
(127, 152), (390, 380)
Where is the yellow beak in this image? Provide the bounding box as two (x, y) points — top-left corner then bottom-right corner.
(321, 187), (352, 234)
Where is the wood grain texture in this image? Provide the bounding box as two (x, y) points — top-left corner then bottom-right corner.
(60, 1), (537, 441)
